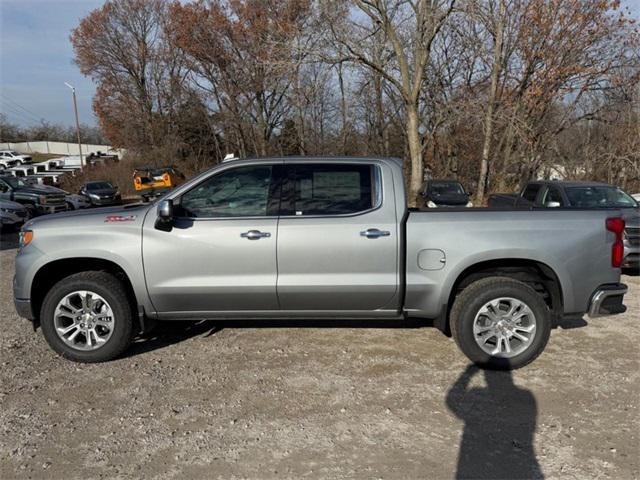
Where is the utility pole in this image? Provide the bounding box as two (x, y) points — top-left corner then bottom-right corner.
(64, 82), (84, 167)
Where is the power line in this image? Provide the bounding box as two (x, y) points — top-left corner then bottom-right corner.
(0, 100), (41, 126)
(0, 94), (44, 124)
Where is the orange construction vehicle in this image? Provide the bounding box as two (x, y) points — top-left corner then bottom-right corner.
(133, 166), (184, 201)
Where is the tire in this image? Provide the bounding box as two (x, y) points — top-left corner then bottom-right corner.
(66, 201), (76, 211)
(40, 271), (134, 363)
(450, 276), (551, 370)
(24, 205), (35, 219)
(15, 160), (23, 166)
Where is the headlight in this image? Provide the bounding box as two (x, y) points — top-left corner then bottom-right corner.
(39, 195), (47, 204)
(427, 200), (437, 208)
(19, 230), (33, 248)
(0, 207), (10, 213)
(89, 193), (100, 199)
(466, 201), (474, 207)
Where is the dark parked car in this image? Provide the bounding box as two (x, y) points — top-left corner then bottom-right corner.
(0, 175), (67, 216)
(80, 181), (122, 206)
(488, 181), (639, 270)
(422, 180), (473, 208)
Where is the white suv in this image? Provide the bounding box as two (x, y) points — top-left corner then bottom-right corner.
(0, 150), (32, 168)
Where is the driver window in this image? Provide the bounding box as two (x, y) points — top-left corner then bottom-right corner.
(177, 165), (273, 218)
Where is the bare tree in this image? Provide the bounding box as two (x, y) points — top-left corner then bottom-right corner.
(325, 0), (456, 206)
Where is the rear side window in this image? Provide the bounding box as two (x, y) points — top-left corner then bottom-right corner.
(522, 184), (541, 203)
(283, 164), (377, 216)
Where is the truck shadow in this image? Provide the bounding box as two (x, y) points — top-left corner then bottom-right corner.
(446, 365), (543, 479)
(124, 318), (434, 358)
(125, 316), (589, 359)
(555, 315), (588, 330)
(125, 321), (223, 358)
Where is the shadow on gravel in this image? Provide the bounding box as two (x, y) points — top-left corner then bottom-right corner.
(122, 318), (435, 359)
(556, 316), (588, 330)
(446, 365), (543, 480)
(0, 230), (19, 251)
(124, 321), (223, 358)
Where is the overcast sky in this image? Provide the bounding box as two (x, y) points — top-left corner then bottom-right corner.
(1, 0), (639, 129)
(0, 0), (104, 127)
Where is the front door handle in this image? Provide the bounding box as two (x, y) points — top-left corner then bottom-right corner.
(360, 228), (391, 239)
(241, 230), (271, 240)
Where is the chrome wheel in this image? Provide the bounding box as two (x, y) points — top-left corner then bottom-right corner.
(53, 290), (115, 351)
(472, 297), (537, 358)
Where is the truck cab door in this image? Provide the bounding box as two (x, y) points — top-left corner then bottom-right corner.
(142, 162), (283, 317)
(275, 161), (400, 313)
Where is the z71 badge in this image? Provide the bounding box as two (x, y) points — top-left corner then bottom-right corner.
(104, 215), (137, 223)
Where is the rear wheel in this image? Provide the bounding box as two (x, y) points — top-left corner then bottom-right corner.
(450, 277), (551, 370)
(40, 271), (134, 363)
(15, 160), (23, 166)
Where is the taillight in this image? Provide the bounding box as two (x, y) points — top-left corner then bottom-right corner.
(606, 217), (625, 268)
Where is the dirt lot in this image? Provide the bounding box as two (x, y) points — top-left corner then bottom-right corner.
(1, 238), (638, 479)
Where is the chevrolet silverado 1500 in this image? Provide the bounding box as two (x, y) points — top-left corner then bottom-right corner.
(13, 157), (629, 369)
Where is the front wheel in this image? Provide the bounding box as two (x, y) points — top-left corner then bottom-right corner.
(40, 271), (134, 363)
(450, 277), (551, 370)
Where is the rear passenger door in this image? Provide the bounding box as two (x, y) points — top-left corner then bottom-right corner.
(276, 162), (400, 313)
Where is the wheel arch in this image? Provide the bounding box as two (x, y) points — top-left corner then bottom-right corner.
(31, 257), (138, 325)
(441, 258), (564, 334)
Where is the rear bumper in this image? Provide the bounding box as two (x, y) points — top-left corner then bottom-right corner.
(588, 283), (628, 318)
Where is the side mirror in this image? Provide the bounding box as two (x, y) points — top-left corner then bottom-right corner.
(155, 199), (174, 231)
(545, 201), (561, 208)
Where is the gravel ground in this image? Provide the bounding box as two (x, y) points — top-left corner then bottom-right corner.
(0, 236), (638, 479)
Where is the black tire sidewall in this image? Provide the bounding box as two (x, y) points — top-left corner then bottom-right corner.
(452, 278), (551, 370)
(40, 273), (133, 362)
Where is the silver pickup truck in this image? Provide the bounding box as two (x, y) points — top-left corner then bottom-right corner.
(13, 157), (629, 369)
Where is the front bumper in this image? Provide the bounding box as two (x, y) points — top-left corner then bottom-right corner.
(35, 204), (68, 215)
(1, 211), (24, 225)
(90, 196), (122, 206)
(14, 297), (34, 320)
(588, 283), (628, 318)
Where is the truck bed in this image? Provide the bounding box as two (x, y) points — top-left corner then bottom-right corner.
(404, 208), (621, 318)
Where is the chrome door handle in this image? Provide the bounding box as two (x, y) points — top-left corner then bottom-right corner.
(241, 230), (271, 240)
(360, 228), (391, 239)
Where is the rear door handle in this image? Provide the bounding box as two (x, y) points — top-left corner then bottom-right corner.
(360, 228), (391, 239)
(241, 230), (271, 240)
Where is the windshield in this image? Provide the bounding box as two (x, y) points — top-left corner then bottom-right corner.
(566, 186), (638, 208)
(10, 151), (20, 156)
(430, 182), (465, 195)
(87, 182), (114, 190)
(2, 176), (26, 188)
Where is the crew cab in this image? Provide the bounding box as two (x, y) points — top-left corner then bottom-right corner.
(0, 150), (32, 166)
(0, 175), (68, 216)
(13, 158), (628, 369)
